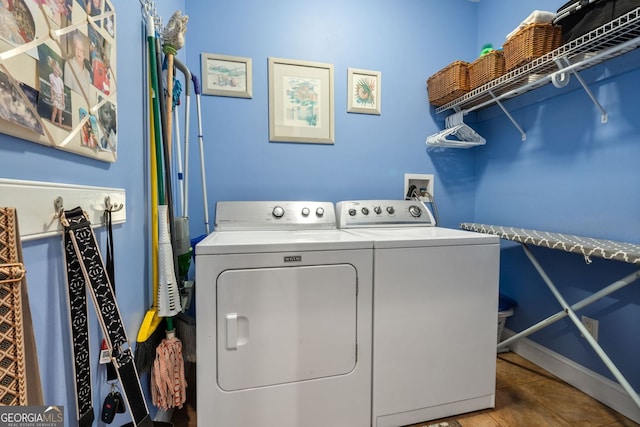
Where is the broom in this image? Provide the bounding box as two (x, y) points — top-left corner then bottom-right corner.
(135, 13), (166, 375)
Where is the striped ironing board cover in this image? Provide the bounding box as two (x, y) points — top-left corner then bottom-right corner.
(460, 223), (640, 265)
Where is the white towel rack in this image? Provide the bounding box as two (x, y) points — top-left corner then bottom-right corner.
(0, 178), (126, 241)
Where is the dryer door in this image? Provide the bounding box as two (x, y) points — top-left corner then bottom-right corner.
(216, 264), (358, 391)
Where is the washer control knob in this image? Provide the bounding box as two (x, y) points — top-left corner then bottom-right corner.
(386, 206), (395, 215)
(272, 206), (285, 218)
(301, 207), (310, 217)
(409, 205), (422, 217)
(316, 207), (325, 217)
(374, 206), (382, 214)
(361, 207), (369, 215)
(348, 208), (357, 216)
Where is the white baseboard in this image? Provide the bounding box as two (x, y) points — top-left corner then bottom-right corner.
(503, 328), (640, 424)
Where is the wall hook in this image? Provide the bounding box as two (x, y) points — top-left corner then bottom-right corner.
(54, 196), (64, 218)
(105, 196), (124, 213)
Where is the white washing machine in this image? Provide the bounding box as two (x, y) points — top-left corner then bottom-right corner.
(336, 200), (500, 427)
(195, 201), (373, 427)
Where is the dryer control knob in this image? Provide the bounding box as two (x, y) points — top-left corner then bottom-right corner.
(386, 206), (395, 215)
(348, 208), (357, 216)
(316, 207), (325, 217)
(301, 207), (310, 216)
(409, 205), (422, 217)
(374, 206), (382, 214)
(361, 207), (369, 215)
(272, 206), (285, 218)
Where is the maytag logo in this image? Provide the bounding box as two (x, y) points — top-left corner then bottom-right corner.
(284, 255), (302, 262)
(0, 406), (64, 427)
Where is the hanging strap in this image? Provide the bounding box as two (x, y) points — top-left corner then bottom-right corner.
(104, 209), (118, 382)
(61, 207), (153, 427)
(0, 208), (28, 405)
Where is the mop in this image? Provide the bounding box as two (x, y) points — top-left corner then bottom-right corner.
(172, 58), (197, 363)
(191, 72), (211, 238)
(151, 10), (188, 411)
(155, 13), (182, 321)
(168, 59), (191, 288)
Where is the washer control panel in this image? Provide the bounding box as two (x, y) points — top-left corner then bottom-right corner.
(215, 201), (336, 230)
(336, 200), (435, 228)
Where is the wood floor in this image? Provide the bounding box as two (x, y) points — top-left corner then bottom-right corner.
(171, 352), (640, 426)
(410, 352), (639, 427)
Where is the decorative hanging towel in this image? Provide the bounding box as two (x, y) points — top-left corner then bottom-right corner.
(0, 207), (43, 406)
(60, 207), (154, 427)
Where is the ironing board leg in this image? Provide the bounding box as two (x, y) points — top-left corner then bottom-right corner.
(498, 263), (640, 350)
(501, 243), (640, 410)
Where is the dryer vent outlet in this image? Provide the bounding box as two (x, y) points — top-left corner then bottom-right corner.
(404, 174), (434, 200)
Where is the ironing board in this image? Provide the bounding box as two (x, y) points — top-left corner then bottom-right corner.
(460, 223), (640, 410)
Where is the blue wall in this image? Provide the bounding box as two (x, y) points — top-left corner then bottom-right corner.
(1, 0), (639, 424)
(474, 0), (640, 394)
(182, 0), (479, 235)
(1, 0), (183, 424)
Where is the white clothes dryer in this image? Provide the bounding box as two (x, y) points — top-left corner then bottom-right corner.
(195, 201), (373, 427)
(336, 200), (500, 427)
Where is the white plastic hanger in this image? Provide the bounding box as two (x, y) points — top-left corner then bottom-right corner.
(426, 111), (486, 148)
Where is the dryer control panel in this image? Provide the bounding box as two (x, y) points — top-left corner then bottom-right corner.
(215, 201), (337, 230)
(336, 200), (435, 228)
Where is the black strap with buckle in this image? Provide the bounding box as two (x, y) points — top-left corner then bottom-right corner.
(61, 207), (153, 427)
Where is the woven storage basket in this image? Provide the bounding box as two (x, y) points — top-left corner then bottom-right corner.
(503, 23), (562, 71)
(427, 60), (470, 106)
(469, 50), (505, 89)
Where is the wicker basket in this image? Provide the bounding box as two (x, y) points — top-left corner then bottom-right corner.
(427, 60), (470, 106)
(503, 23), (562, 71)
(468, 50), (505, 89)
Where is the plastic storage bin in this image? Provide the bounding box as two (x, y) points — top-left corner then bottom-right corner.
(498, 307), (514, 343)
(497, 294), (516, 349)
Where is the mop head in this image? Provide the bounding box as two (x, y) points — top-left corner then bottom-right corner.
(161, 11), (188, 55)
(151, 330), (187, 410)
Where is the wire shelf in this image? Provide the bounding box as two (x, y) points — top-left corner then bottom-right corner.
(434, 7), (640, 115)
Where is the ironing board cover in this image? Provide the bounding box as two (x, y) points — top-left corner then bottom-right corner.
(460, 223), (640, 265)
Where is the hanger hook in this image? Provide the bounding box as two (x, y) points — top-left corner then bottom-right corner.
(54, 196), (64, 218)
(105, 196), (123, 213)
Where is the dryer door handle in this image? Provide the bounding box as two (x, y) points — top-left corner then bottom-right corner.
(226, 313), (238, 350)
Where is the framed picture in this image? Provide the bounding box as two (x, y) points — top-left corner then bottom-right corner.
(201, 53), (252, 98)
(347, 68), (381, 115)
(268, 57), (334, 144)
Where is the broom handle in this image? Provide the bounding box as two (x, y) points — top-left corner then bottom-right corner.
(147, 16), (163, 309)
(149, 76), (159, 309)
(192, 74), (210, 235)
(148, 17), (164, 205)
(174, 58), (191, 217)
(165, 55), (174, 165)
(156, 37), (181, 316)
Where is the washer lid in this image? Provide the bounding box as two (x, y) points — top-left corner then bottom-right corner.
(343, 226), (498, 248)
(196, 229), (373, 255)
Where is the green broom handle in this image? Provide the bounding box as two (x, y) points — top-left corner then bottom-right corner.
(147, 16), (165, 205)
